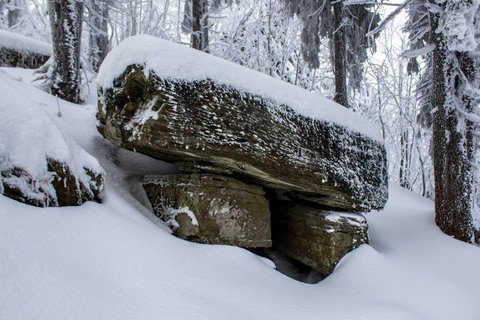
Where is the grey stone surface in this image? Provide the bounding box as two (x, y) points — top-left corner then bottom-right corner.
(0, 47), (49, 69)
(271, 202), (368, 276)
(97, 64), (388, 212)
(143, 174), (271, 247)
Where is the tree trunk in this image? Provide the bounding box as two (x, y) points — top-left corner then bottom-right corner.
(6, 0), (23, 29)
(399, 130), (411, 189)
(332, 0), (348, 109)
(191, 0), (209, 52)
(48, 0), (84, 103)
(88, 0), (109, 72)
(430, 6), (478, 243)
(0, 1), (5, 27)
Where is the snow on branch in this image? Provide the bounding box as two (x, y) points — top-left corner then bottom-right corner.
(366, 0), (412, 38)
(402, 44), (434, 59)
(344, 0), (404, 6)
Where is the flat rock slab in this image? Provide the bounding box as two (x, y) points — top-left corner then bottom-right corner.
(98, 64), (388, 212)
(143, 174), (271, 247)
(0, 47), (49, 68)
(0, 30), (51, 68)
(271, 202), (368, 276)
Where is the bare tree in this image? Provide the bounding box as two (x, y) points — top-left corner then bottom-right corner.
(48, 0), (84, 103)
(0, 1), (5, 28)
(332, 0), (348, 107)
(421, 0), (480, 243)
(86, 0), (110, 72)
(182, 0), (210, 51)
(281, 0), (380, 109)
(6, 0), (24, 29)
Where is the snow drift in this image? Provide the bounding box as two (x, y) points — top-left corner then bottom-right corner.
(0, 70), (104, 206)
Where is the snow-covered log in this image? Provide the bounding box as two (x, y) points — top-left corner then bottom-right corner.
(0, 71), (104, 207)
(0, 30), (51, 68)
(97, 35), (388, 212)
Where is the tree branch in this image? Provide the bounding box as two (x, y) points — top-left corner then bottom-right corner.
(366, 0), (412, 38)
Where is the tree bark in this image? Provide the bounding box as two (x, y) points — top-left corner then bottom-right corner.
(0, 1), (5, 27)
(430, 4), (478, 243)
(332, 0), (348, 108)
(48, 0), (84, 103)
(191, 0), (209, 52)
(399, 130), (411, 189)
(6, 0), (23, 28)
(88, 0), (109, 72)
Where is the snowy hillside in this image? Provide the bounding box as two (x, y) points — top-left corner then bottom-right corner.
(1, 67), (480, 320)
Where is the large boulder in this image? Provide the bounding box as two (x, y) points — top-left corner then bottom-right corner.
(0, 71), (104, 207)
(97, 35), (388, 212)
(271, 202), (368, 276)
(0, 30), (51, 68)
(143, 174), (271, 247)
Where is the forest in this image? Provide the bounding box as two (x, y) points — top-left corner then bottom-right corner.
(0, 0), (480, 318)
(4, 0), (475, 242)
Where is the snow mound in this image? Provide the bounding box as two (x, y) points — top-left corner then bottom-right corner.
(0, 30), (51, 56)
(98, 35), (383, 142)
(0, 70), (104, 206)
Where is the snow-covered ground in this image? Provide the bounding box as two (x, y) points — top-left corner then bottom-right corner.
(1, 67), (480, 320)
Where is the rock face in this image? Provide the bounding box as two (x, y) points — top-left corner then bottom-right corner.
(143, 174), (271, 247)
(0, 47), (49, 68)
(1, 158), (104, 207)
(95, 37), (389, 279)
(271, 202), (368, 276)
(0, 30), (51, 68)
(97, 65), (388, 212)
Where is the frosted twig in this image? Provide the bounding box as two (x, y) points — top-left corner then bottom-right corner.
(366, 0), (412, 38)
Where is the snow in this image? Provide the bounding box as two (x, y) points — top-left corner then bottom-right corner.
(98, 35), (383, 142)
(0, 70), (103, 203)
(325, 211), (367, 228)
(0, 30), (51, 56)
(164, 206), (199, 229)
(439, 0), (479, 52)
(1, 67), (480, 320)
(125, 96), (160, 139)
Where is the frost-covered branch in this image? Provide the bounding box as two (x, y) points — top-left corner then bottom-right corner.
(366, 0), (412, 38)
